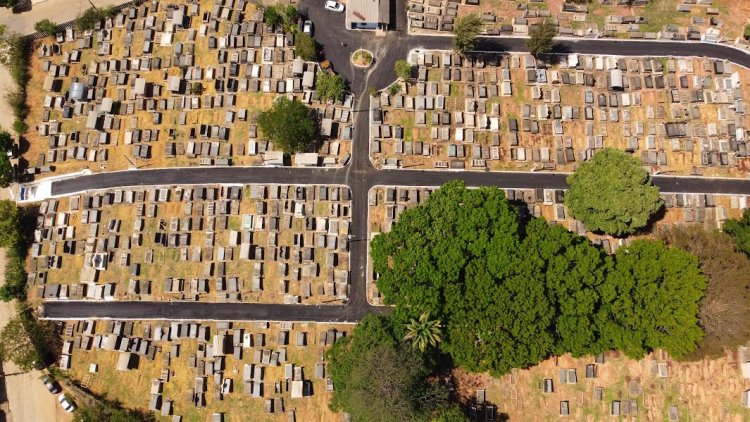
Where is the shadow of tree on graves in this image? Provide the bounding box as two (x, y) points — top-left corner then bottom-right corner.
(60, 384), (156, 422)
(632, 201), (667, 237)
(545, 43), (573, 66)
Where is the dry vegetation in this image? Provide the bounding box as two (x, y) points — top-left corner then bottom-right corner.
(63, 320), (351, 421)
(28, 183), (351, 305)
(454, 349), (750, 421)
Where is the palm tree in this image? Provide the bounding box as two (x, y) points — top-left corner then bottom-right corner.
(404, 312), (442, 352)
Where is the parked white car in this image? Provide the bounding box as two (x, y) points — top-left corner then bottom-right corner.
(302, 20), (313, 35)
(324, 1), (345, 12)
(57, 394), (76, 413)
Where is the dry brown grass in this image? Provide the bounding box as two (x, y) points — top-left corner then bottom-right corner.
(66, 321), (351, 421)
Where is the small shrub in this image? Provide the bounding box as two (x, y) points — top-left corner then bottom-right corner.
(76, 6), (116, 31)
(12, 119), (27, 135)
(387, 83), (401, 96)
(34, 19), (58, 37)
(6, 89), (28, 120)
(191, 82), (203, 95)
(368, 86), (377, 97)
(264, 5), (281, 27)
(282, 5), (298, 31)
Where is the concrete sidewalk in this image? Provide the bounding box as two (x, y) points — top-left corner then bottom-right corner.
(0, 0), (119, 35)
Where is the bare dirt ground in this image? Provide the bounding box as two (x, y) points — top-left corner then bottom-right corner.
(0, 67), (15, 132)
(0, 249), (70, 422)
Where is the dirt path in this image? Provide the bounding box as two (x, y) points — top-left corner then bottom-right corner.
(0, 249), (70, 422)
(0, 66), (14, 132)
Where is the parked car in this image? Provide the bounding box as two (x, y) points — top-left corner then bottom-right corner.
(57, 394), (76, 413)
(302, 20), (313, 35)
(42, 377), (61, 394)
(324, 1), (344, 12)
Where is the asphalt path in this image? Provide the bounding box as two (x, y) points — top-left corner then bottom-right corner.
(41, 10), (750, 322)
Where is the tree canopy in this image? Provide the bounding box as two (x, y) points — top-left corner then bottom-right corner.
(0, 199), (20, 248)
(0, 316), (38, 370)
(372, 180), (706, 375)
(316, 72), (345, 103)
(452, 14), (482, 55)
(660, 225), (750, 360)
(73, 400), (154, 422)
(526, 19), (557, 58)
(0, 0), (18, 9)
(565, 148), (663, 236)
(34, 19), (58, 37)
(257, 97), (318, 154)
(0, 312), (59, 371)
(264, 4), (298, 30)
(394, 60), (413, 80)
(724, 209), (750, 257)
(603, 240), (706, 359)
(0, 131), (14, 186)
(76, 7), (116, 31)
(326, 315), (448, 422)
(294, 32), (316, 61)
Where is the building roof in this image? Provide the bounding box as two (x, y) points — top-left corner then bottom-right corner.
(347, 0), (389, 25)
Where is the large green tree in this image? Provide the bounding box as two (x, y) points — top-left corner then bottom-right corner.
(372, 181), (558, 375)
(724, 209), (750, 257)
(257, 97), (318, 154)
(660, 225), (750, 360)
(326, 315), (446, 421)
(452, 14), (482, 55)
(316, 72), (345, 103)
(602, 240), (706, 359)
(521, 218), (612, 357)
(565, 148), (663, 236)
(526, 19), (557, 58)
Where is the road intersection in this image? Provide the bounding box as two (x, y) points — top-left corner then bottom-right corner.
(40, 6), (750, 321)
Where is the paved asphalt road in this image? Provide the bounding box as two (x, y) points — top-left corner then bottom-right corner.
(41, 8), (750, 322)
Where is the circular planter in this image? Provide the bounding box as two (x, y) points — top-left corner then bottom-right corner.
(351, 49), (374, 68)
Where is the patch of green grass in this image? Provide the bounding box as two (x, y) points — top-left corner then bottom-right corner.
(589, 13), (606, 30)
(398, 116), (415, 143)
(449, 82), (460, 99)
(227, 216), (241, 231)
(660, 57), (669, 73)
(512, 82), (525, 105)
(640, 0), (680, 33)
(726, 403), (750, 418)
